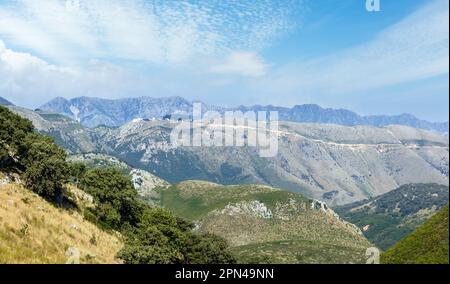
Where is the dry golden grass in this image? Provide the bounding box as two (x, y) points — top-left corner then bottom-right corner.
(0, 183), (123, 264)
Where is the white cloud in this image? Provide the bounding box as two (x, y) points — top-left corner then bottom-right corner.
(210, 52), (269, 77)
(0, 39), (131, 107)
(0, 0), (301, 64)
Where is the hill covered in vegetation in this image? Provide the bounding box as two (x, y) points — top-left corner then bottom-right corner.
(335, 183), (449, 250)
(382, 205), (449, 264)
(159, 181), (373, 264)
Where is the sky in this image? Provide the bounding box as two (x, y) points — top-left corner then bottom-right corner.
(0, 0), (448, 121)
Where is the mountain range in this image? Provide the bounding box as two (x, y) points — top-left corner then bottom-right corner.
(37, 96), (449, 133)
(9, 105), (449, 205)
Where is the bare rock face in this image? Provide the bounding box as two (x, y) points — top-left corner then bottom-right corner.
(310, 199), (364, 235)
(214, 200), (273, 219)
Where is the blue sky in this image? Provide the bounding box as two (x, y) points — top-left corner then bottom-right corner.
(0, 0), (448, 121)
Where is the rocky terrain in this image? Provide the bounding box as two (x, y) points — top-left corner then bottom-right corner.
(9, 105), (449, 205)
(39, 96), (449, 133)
(158, 180), (372, 264)
(336, 183), (449, 250)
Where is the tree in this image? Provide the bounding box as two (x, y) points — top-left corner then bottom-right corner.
(118, 207), (236, 264)
(68, 162), (87, 186)
(0, 105), (33, 170)
(80, 167), (144, 230)
(21, 133), (69, 200)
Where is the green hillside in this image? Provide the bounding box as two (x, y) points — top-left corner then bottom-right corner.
(335, 183), (449, 250)
(382, 205), (449, 264)
(159, 181), (373, 264)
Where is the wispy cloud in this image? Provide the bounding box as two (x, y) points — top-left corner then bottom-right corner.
(210, 51), (268, 77)
(0, 0), (301, 64)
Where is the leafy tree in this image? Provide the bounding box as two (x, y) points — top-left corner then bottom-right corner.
(118, 207), (235, 264)
(79, 167), (236, 264)
(80, 167), (144, 230)
(21, 133), (69, 200)
(0, 106), (33, 170)
(67, 162), (87, 186)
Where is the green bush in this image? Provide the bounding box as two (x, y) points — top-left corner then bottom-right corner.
(1, 106), (69, 200)
(79, 167), (236, 264)
(21, 133), (69, 199)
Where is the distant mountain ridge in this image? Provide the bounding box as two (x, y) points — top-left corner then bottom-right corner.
(39, 96), (449, 133)
(0, 97), (14, 106)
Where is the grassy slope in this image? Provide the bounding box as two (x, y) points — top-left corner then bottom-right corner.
(160, 181), (372, 264)
(0, 182), (123, 264)
(335, 183), (449, 250)
(382, 205), (449, 264)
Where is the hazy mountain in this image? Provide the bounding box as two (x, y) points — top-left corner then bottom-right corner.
(10, 105), (449, 206)
(39, 96), (449, 133)
(335, 183), (449, 250)
(382, 205), (449, 264)
(0, 97), (14, 106)
(39, 96), (194, 128)
(158, 180), (372, 264)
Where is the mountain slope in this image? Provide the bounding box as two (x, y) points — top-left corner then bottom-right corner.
(100, 120), (449, 205)
(335, 183), (449, 250)
(40, 96), (449, 133)
(0, 97), (13, 106)
(381, 205), (449, 264)
(9, 106), (449, 205)
(158, 181), (372, 264)
(0, 180), (123, 264)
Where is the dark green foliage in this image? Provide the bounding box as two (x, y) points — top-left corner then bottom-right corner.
(79, 167), (236, 264)
(80, 167), (144, 230)
(0, 106), (33, 169)
(181, 233), (236, 264)
(382, 205), (449, 264)
(67, 162), (87, 186)
(335, 183), (449, 250)
(117, 208), (236, 264)
(21, 133), (69, 199)
(1, 106), (69, 200)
